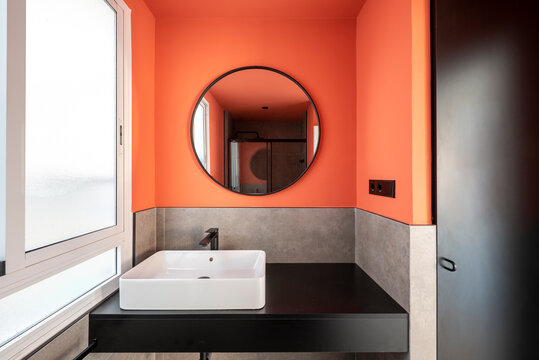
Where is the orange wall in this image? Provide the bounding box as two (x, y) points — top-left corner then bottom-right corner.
(356, 0), (431, 224)
(154, 18), (357, 207)
(125, 0), (156, 212)
(411, 0), (432, 225)
(129, 1), (431, 223)
(204, 91), (224, 183)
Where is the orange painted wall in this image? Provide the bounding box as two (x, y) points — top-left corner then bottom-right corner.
(154, 18), (357, 207)
(411, 0), (432, 225)
(125, 0), (156, 212)
(129, 0), (431, 223)
(355, 0), (431, 224)
(204, 91), (224, 183)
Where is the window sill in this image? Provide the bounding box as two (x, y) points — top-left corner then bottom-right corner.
(0, 275), (119, 360)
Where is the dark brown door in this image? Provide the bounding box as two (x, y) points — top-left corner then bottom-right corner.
(434, 0), (539, 359)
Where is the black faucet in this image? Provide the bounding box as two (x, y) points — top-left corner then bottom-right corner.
(198, 228), (219, 250)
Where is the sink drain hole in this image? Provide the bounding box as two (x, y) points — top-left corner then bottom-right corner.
(198, 276), (211, 279)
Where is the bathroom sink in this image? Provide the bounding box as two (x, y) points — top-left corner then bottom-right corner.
(119, 250), (265, 310)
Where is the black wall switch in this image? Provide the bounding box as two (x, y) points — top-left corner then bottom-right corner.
(369, 180), (395, 198)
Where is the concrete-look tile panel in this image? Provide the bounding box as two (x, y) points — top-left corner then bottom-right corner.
(134, 208), (157, 265)
(354, 209), (437, 360)
(27, 316), (88, 360)
(355, 209), (410, 311)
(86, 354), (113, 360)
(156, 208), (166, 251)
(409, 226), (437, 360)
(163, 208), (355, 263)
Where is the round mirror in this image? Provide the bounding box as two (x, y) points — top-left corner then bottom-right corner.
(191, 66), (320, 195)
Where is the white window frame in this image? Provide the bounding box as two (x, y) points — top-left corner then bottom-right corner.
(199, 98), (210, 171)
(0, 0), (133, 358)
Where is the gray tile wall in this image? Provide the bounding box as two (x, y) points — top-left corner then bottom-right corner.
(88, 353), (156, 360)
(155, 208), (355, 263)
(134, 208), (157, 265)
(156, 208), (165, 252)
(355, 209), (437, 360)
(355, 209), (411, 310)
(26, 316), (88, 360)
(409, 226), (437, 360)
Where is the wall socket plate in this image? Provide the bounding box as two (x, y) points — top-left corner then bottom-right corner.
(369, 180), (395, 198)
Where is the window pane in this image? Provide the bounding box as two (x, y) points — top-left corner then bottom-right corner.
(0, 248), (116, 347)
(25, 0), (117, 251)
(0, 0), (6, 272)
(193, 103), (206, 167)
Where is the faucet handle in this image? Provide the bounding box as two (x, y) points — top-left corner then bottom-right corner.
(205, 228), (219, 234)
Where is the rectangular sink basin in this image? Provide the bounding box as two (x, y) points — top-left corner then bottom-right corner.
(120, 250), (265, 310)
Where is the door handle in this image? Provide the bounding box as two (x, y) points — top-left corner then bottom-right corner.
(440, 257), (457, 272)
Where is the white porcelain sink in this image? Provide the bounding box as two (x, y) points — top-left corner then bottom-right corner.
(119, 250), (265, 310)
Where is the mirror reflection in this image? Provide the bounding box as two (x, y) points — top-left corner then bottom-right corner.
(192, 67), (320, 195)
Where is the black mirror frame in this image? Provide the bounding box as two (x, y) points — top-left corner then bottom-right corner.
(190, 65), (321, 196)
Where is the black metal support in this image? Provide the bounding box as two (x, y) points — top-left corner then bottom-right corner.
(200, 352), (212, 360)
(0, 260), (5, 276)
(73, 339), (97, 360)
(234, 130), (260, 139)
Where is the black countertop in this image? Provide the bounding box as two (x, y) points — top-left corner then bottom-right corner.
(90, 263), (408, 353)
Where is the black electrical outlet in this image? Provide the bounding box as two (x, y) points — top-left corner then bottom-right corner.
(368, 180), (395, 198)
(369, 180), (376, 194)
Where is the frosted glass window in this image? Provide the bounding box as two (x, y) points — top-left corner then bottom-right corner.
(25, 0), (117, 251)
(0, 248), (116, 347)
(0, 0), (6, 268)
